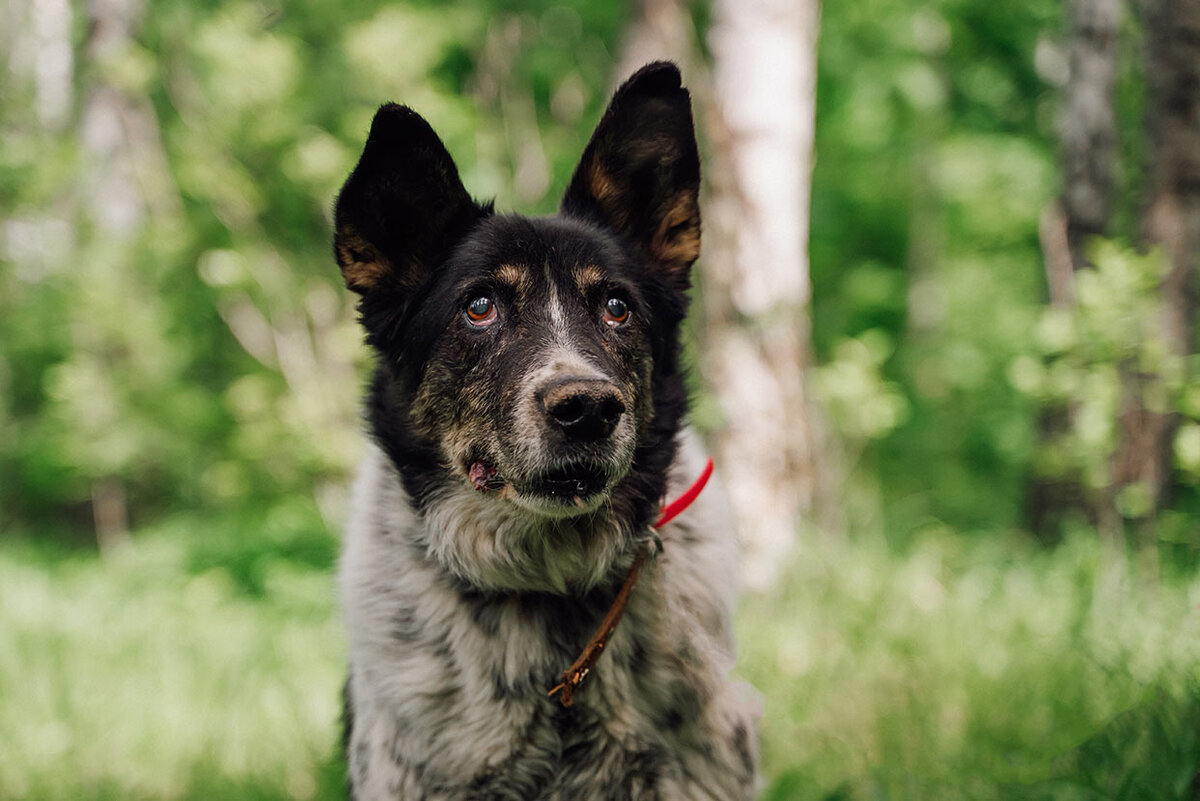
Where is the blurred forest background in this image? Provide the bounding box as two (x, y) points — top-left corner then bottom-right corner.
(2, 0), (1199, 798)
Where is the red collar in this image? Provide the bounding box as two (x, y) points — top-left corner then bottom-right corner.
(653, 457), (714, 529)
(549, 457), (715, 707)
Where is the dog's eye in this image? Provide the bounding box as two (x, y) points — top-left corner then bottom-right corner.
(603, 298), (630, 326)
(465, 296), (497, 326)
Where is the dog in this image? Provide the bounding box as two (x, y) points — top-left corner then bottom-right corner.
(333, 61), (758, 800)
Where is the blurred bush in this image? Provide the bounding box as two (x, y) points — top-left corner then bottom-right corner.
(0, 0), (625, 540)
(1, 0), (1196, 572)
(809, 1), (1057, 542)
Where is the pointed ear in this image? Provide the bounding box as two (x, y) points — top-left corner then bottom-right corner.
(560, 62), (701, 283)
(334, 104), (485, 295)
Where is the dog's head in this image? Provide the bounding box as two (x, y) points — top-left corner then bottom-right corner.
(334, 63), (700, 591)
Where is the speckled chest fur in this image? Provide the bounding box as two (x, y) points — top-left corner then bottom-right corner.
(332, 62), (759, 801)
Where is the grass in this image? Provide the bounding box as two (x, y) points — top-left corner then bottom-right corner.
(1, 515), (1197, 800)
(0, 511), (346, 801)
(739, 531), (1200, 800)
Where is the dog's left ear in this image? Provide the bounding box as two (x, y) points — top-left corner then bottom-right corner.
(560, 62), (701, 285)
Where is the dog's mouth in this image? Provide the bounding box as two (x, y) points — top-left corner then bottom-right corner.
(467, 457), (611, 510)
(530, 462), (609, 500)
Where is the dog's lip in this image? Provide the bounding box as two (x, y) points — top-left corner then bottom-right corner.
(464, 454), (612, 504)
(466, 457), (506, 492)
(530, 462), (609, 499)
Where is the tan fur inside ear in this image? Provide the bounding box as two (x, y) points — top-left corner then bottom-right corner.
(579, 150), (700, 279)
(587, 156), (618, 204)
(652, 191), (701, 272)
(335, 227), (392, 292)
(587, 158), (632, 233)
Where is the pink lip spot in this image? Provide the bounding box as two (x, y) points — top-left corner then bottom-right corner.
(469, 461), (497, 491)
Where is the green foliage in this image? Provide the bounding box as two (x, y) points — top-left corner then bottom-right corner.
(811, 0), (1058, 542)
(812, 330), (909, 443)
(0, 0), (625, 533)
(1014, 241), (1179, 491)
(1006, 236), (1200, 559)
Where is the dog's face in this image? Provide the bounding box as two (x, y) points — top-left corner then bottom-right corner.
(402, 215), (652, 519)
(334, 63), (700, 591)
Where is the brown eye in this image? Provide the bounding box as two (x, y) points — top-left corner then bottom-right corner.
(603, 297), (629, 326)
(465, 296), (497, 326)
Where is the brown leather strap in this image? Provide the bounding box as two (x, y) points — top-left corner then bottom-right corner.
(546, 458), (713, 707)
(547, 545), (649, 707)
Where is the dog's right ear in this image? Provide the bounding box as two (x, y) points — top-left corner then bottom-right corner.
(334, 105), (485, 296)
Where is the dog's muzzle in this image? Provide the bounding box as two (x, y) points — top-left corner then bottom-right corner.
(466, 372), (633, 513)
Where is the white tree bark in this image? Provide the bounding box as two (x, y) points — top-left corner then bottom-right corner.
(1062, 0), (1119, 272)
(77, 0), (181, 551)
(2, 0), (73, 130)
(615, 0), (695, 81)
(705, 0), (823, 586)
(1, 0), (76, 274)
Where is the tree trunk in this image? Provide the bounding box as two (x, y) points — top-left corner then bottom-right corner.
(1062, 0), (1120, 274)
(3, 0), (74, 131)
(1030, 0), (1120, 539)
(1111, 0), (1200, 541)
(77, 0), (179, 551)
(1041, 0), (1200, 545)
(704, 0), (827, 586)
(615, 0), (696, 81)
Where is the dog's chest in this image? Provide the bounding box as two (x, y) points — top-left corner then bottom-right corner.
(347, 586), (695, 800)
(340, 442), (757, 800)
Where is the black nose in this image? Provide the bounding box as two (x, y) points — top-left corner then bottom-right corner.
(542, 379), (626, 442)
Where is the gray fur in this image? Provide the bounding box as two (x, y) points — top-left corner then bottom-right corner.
(340, 431), (760, 800)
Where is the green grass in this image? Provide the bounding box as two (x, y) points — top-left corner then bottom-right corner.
(2, 519), (1197, 800)
(739, 531), (1200, 800)
(0, 515), (346, 801)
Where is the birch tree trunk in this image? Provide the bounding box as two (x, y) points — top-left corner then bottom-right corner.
(704, 0), (825, 586)
(77, 0), (178, 552)
(615, 0), (695, 81)
(1061, 0), (1120, 276)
